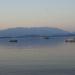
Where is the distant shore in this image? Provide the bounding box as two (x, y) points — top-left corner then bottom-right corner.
(0, 34), (75, 38)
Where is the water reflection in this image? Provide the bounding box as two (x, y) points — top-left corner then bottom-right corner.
(0, 37), (65, 48)
(0, 37), (75, 75)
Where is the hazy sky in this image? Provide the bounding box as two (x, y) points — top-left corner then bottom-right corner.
(0, 0), (75, 31)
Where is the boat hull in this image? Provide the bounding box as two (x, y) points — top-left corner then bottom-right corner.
(65, 40), (75, 42)
(9, 40), (18, 43)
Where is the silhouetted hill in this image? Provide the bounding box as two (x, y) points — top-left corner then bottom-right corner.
(0, 27), (71, 37)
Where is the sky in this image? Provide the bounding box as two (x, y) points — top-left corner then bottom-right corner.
(0, 0), (75, 31)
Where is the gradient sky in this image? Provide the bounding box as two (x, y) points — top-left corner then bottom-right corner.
(0, 0), (75, 31)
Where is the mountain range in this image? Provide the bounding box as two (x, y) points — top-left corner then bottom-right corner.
(0, 27), (74, 38)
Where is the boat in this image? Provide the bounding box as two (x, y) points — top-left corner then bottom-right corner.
(40, 36), (49, 39)
(43, 37), (49, 39)
(65, 38), (75, 42)
(9, 40), (18, 43)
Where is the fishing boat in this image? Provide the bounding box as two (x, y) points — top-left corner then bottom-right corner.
(43, 36), (49, 39)
(9, 39), (18, 43)
(40, 36), (49, 39)
(65, 38), (75, 42)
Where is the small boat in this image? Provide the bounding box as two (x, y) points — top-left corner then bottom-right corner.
(43, 37), (49, 39)
(65, 38), (75, 43)
(40, 36), (49, 39)
(9, 40), (18, 43)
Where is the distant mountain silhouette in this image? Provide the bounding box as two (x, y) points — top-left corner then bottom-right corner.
(0, 27), (71, 37)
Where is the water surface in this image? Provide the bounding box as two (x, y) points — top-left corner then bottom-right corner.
(0, 37), (75, 75)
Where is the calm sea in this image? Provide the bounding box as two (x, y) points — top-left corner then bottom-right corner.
(0, 37), (75, 75)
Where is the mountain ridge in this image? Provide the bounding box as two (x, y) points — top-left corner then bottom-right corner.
(0, 27), (72, 37)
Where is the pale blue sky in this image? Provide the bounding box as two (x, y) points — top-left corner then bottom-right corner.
(0, 0), (75, 31)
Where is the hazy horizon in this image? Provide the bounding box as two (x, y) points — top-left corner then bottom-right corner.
(0, 0), (75, 31)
